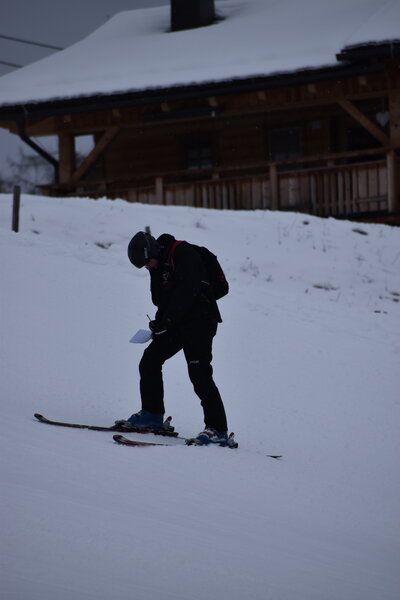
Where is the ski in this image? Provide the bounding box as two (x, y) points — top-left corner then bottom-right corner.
(34, 413), (179, 437)
(114, 432), (239, 449)
(113, 434), (175, 447)
(113, 434), (281, 456)
(35, 413), (280, 456)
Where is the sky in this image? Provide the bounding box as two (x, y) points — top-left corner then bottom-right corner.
(0, 0), (169, 175)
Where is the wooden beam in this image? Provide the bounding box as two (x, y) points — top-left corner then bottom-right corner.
(58, 132), (75, 184)
(4, 76), (389, 138)
(0, 121), (19, 134)
(70, 127), (120, 184)
(25, 116), (57, 137)
(338, 98), (389, 146)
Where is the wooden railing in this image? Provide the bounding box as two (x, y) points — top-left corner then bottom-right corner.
(125, 149), (389, 218)
(44, 148), (390, 218)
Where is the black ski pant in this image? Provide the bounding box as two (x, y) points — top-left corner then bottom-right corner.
(139, 318), (228, 432)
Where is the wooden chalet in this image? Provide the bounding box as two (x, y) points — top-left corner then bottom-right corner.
(0, 0), (399, 223)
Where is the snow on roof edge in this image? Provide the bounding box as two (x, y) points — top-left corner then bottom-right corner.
(0, 0), (399, 111)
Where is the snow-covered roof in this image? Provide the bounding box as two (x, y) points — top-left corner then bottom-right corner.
(0, 0), (399, 109)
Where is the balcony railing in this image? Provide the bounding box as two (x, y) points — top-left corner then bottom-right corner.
(43, 147), (391, 219)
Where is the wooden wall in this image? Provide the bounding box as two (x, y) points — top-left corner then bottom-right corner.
(20, 66), (397, 219)
(94, 107), (346, 184)
(86, 98), (386, 187)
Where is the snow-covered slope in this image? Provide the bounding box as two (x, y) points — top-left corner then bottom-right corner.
(0, 0), (399, 107)
(1, 194), (399, 599)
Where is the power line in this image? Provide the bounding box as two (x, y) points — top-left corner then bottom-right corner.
(0, 33), (63, 51)
(0, 59), (22, 68)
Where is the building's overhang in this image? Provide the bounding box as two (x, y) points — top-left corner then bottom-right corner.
(0, 47), (396, 124)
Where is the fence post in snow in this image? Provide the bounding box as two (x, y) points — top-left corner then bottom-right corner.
(12, 185), (21, 232)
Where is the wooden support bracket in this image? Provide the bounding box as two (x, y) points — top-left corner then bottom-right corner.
(338, 98), (389, 146)
(70, 127), (120, 184)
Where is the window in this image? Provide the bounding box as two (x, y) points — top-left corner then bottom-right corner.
(347, 126), (381, 152)
(186, 141), (213, 170)
(345, 126), (382, 164)
(269, 127), (303, 161)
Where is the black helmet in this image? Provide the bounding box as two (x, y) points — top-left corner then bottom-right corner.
(127, 232), (160, 268)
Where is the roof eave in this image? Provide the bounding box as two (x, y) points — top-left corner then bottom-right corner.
(0, 59), (390, 123)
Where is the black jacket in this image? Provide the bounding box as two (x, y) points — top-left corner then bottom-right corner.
(149, 234), (222, 330)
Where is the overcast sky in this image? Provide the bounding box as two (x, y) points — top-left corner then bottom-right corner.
(0, 0), (169, 174)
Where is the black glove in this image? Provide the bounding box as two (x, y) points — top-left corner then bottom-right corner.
(149, 319), (169, 339)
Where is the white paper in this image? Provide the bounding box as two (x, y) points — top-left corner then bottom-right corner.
(129, 329), (152, 344)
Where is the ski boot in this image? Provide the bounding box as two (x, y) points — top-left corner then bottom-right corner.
(115, 410), (174, 433)
(187, 428), (238, 448)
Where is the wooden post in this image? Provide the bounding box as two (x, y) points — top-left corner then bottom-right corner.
(388, 89), (400, 214)
(58, 132), (75, 184)
(155, 176), (164, 205)
(269, 163), (279, 210)
(12, 185), (21, 232)
(387, 150), (397, 214)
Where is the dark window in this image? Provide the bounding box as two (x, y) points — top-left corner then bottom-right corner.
(346, 126), (382, 163)
(186, 142), (213, 170)
(347, 126), (381, 152)
(269, 127), (303, 161)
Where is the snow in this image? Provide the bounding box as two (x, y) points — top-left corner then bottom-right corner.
(1, 193), (399, 599)
(0, 0), (399, 108)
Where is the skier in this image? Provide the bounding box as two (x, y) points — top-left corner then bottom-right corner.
(118, 231), (229, 445)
